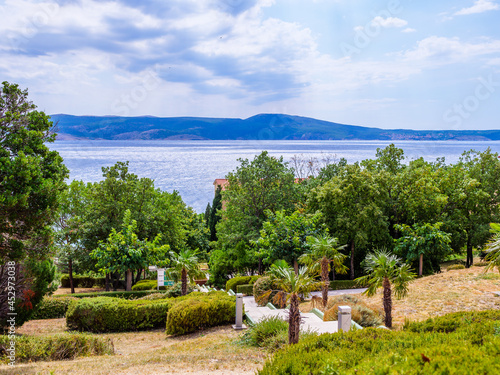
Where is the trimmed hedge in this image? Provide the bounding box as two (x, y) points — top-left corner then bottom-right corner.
(60, 274), (106, 288)
(236, 284), (254, 295)
(226, 275), (260, 293)
(259, 310), (500, 374)
(54, 290), (166, 300)
(404, 310), (500, 333)
(0, 333), (114, 363)
(329, 280), (367, 290)
(166, 291), (236, 335)
(32, 296), (78, 319)
(66, 296), (177, 332)
(131, 280), (164, 291)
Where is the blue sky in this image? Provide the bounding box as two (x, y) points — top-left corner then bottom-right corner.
(1, 0), (499, 130)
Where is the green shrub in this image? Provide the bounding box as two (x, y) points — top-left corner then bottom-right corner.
(66, 296), (177, 332)
(236, 284), (254, 295)
(226, 275), (260, 292)
(163, 282), (195, 298)
(32, 296), (78, 319)
(259, 313), (500, 374)
(166, 291), (236, 335)
(131, 280), (163, 291)
(475, 261), (490, 267)
(60, 274), (106, 288)
(329, 280), (367, 290)
(253, 277), (278, 306)
(447, 264), (466, 271)
(240, 316), (288, 347)
(404, 310), (500, 333)
(0, 333), (114, 363)
(323, 294), (383, 327)
(53, 290), (164, 299)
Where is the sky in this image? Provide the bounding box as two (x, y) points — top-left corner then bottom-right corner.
(0, 0), (499, 130)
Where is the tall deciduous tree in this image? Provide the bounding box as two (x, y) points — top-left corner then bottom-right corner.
(356, 250), (415, 328)
(309, 164), (390, 279)
(299, 234), (347, 307)
(0, 81), (68, 327)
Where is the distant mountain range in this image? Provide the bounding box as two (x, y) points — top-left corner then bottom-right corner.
(50, 114), (500, 141)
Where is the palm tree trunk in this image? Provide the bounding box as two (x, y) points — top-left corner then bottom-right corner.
(382, 277), (392, 328)
(181, 268), (187, 296)
(293, 259), (299, 275)
(350, 242), (355, 280)
(418, 253), (423, 277)
(321, 257), (329, 308)
(288, 293), (301, 344)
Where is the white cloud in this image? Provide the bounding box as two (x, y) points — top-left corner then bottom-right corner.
(402, 28), (416, 33)
(454, 0), (499, 16)
(371, 16), (408, 28)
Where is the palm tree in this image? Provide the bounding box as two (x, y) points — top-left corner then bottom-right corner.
(166, 248), (205, 296)
(299, 234), (348, 308)
(355, 250), (415, 328)
(484, 223), (500, 273)
(268, 265), (321, 344)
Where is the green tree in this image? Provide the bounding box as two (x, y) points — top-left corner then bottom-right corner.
(91, 210), (169, 291)
(206, 186), (222, 242)
(356, 250), (415, 328)
(255, 211), (322, 273)
(394, 222), (452, 276)
(268, 265), (321, 344)
(167, 248), (205, 296)
(0, 82), (68, 328)
(299, 234), (347, 307)
(309, 164), (390, 279)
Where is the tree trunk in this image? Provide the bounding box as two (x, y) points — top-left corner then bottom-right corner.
(68, 258), (75, 294)
(105, 273), (110, 292)
(181, 268), (187, 296)
(293, 259), (299, 275)
(134, 269), (142, 284)
(382, 277), (392, 328)
(466, 236), (473, 268)
(126, 269), (133, 291)
(418, 253), (423, 277)
(288, 293), (301, 344)
(321, 257), (329, 308)
(350, 242), (355, 280)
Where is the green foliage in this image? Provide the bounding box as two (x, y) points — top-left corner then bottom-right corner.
(66, 296), (177, 332)
(131, 279), (162, 291)
(253, 276), (278, 306)
(54, 290), (166, 299)
(255, 210), (322, 267)
(240, 316), (288, 349)
(447, 264), (466, 271)
(259, 311), (500, 374)
(404, 310), (500, 333)
(226, 275), (260, 292)
(60, 274), (106, 288)
(323, 294), (383, 327)
(0, 333), (114, 363)
(236, 284), (254, 295)
(165, 291), (236, 335)
(394, 222), (452, 275)
(484, 223), (500, 273)
(166, 248), (205, 296)
(32, 296), (78, 319)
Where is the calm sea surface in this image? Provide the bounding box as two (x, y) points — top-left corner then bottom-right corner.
(49, 140), (500, 213)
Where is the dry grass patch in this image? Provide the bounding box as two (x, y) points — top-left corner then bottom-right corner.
(3, 323), (266, 375)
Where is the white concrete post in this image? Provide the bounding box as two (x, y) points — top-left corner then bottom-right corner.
(338, 305), (351, 332)
(232, 293), (247, 330)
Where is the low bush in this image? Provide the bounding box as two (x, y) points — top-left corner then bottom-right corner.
(0, 333), (114, 363)
(404, 310), (500, 333)
(66, 296), (177, 332)
(259, 311), (500, 374)
(60, 274), (106, 288)
(240, 316), (288, 348)
(475, 261), (490, 267)
(253, 277), (278, 306)
(329, 280), (367, 290)
(163, 282), (195, 298)
(166, 291), (236, 335)
(53, 290), (164, 299)
(32, 296), (78, 319)
(447, 264), (466, 271)
(323, 294), (383, 327)
(131, 280), (164, 291)
(226, 275), (260, 292)
(236, 284), (254, 295)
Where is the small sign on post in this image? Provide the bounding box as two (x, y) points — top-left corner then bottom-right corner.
(232, 293), (247, 330)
